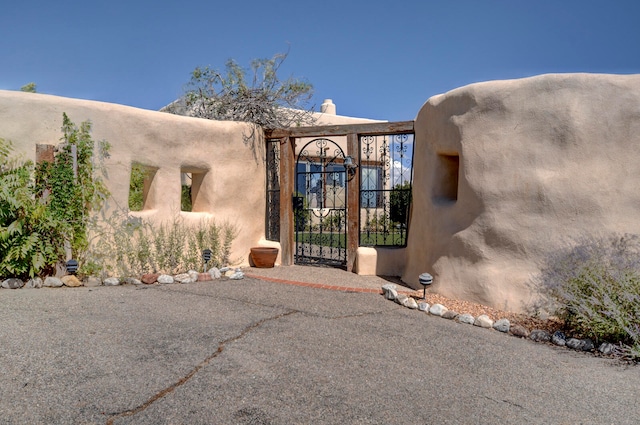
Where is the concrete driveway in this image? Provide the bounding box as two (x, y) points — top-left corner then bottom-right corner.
(1, 277), (638, 424)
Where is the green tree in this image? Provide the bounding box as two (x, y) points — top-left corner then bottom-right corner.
(389, 181), (412, 227)
(20, 82), (37, 93)
(168, 51), (315, 130)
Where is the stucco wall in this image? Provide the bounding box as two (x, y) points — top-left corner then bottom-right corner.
(404, 73), (640, 312)
(0, 90), (266, 266)
(4, 73), (640, 312)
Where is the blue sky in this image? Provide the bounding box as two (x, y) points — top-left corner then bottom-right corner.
(2, 0), (639, 122)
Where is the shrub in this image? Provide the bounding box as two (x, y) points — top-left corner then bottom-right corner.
(322, 210), (344, 232)
(1, 113), (110, 280)
(534, 234), (640, 359)
(0, 139), (68, 278)
(366, 212), (389, 233)
(82, 211), (237, 278)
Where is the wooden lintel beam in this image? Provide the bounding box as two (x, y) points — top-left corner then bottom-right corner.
(266, 120), (414, 139)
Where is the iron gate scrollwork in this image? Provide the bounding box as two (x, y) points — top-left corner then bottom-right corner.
(295, 138), (347, 267)
(265, 139), (280, 241)
(360, 133), (413, 247)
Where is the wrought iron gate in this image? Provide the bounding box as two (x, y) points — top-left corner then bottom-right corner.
(294, 138), (347, 267)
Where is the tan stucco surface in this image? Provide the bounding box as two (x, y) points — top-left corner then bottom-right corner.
(404, 73), (640, 312)
(4, 73), (640, 312)
(0, 90), (265, 265)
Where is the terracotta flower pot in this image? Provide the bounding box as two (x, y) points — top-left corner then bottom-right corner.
(250, 247), (279, 268)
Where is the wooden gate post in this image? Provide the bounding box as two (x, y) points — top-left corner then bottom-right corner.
(279, 136), (295, 266)
(346, 133), (360, 272)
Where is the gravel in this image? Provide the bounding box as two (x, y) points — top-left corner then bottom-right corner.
(418, 292), (565, 333)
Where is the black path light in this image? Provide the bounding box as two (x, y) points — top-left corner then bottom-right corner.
(202, 249), (212, 273)
(66, 259), (79, 275)
(419, 272), (433, 300)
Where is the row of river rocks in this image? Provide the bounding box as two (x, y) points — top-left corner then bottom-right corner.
(381, 283), (619, 359)
(0, 267), (244, 290)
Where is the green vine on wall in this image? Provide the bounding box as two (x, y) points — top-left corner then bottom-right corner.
(1, 114), (110, 279)
(35, 113), (110, 257)
(36, 113), (110, 256)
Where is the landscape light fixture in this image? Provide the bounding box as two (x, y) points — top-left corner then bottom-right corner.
(419, 272), (433, 300)
(66, 259), (79, 275)
(344, 155), (359, 181)
(202, 249), (212, 273)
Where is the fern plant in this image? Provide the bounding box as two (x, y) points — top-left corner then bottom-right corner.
(0, 139), (67, 278)
(1, 114), (110, 279)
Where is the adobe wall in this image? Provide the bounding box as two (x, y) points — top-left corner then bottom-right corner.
(404, 73), (640, 312)
(0, 90), (265, 266)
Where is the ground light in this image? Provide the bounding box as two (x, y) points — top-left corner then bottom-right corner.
(202, 249), (212, 273)
(66, 259), (79, 275)
(419, 272), (433, 299)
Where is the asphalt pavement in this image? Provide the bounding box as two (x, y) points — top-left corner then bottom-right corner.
(1, 274), (638, 424)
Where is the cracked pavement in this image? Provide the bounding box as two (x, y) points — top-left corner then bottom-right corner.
(1, 277), (639, 424)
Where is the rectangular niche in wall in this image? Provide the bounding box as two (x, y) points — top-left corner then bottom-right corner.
(129, 163), (158, 211)
(432, 153), (459, 203)
(181, 168), (208, 212)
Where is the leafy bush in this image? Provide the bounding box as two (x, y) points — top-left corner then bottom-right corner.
(82, 211), (237, 278)
(1, 115), (109, 279)
(322, 210), (344, 232)
(364, 212), (389, 233)
(0, 139), (67, 278)
(35, 113), (110, 256)
(534, 234), (640, 359)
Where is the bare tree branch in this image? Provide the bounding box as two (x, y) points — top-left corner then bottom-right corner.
(164, 51), (316, 131)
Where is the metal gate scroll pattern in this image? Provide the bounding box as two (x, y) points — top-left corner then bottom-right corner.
(294, 138), (347, 267)
(360, 134), (413, 247)
(265, 139), (280, 242)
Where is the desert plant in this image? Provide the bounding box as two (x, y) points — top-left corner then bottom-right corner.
(81, 211), (237, 278)
(533, 233), (640, 359)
